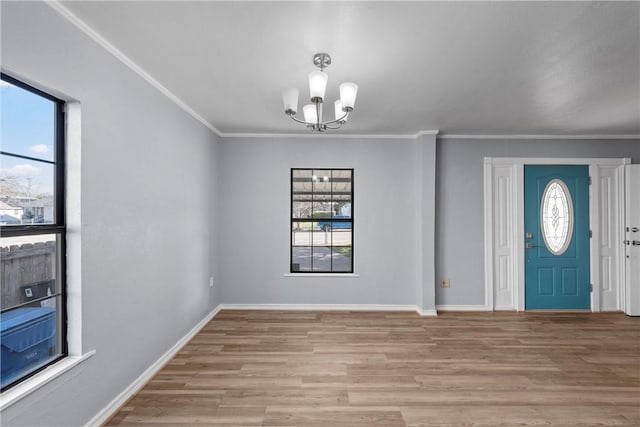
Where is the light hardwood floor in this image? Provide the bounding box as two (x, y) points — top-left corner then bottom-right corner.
(106, 310), (639, 426)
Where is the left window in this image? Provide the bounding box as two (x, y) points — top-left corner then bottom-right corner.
(0, 73), (67, 392)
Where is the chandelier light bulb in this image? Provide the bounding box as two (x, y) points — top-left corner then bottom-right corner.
(339, 82), (358, 110)
(303, 104), (318, 123)
(309, 71), (328, 101)
(281, 88), (299, 115)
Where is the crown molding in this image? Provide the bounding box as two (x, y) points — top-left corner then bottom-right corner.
(198, 130), (639, 141)
(415, 130), (440, 136)
(43, 2), (639, 143)
(439, 134), (640, 140)
(219, 130), (440, 139)
(46, 1), (222, 136)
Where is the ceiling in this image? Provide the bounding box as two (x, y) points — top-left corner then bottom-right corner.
(58, 1), (640, 137)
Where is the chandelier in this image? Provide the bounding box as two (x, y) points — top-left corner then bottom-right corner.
(281, 53), (358, 132)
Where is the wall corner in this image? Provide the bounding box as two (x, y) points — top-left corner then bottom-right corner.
(418, 133), (437, 312)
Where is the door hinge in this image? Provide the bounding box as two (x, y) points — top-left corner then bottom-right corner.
(588, 176), (592, 185)
(590, 284), (593, 292)
(589, 230), (593, 238)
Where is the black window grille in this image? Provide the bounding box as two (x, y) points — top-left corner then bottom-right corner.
(290, 168), (353, 273)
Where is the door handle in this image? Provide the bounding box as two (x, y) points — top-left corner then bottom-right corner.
(633, 241), (640, 246)
(525, 242), (537, 249)
(632, 227), (639, 233)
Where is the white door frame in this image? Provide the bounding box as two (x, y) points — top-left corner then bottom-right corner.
(484, 157), (630, 312)
(624, 165), (640, 316)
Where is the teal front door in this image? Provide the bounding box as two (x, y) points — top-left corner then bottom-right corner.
(524, 165), (590, 309)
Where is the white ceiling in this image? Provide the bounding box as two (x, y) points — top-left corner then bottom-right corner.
(59, 1), (639, 137)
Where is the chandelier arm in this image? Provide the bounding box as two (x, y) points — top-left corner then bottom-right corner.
(287, 110), (349, 128)
(321, 111), (349, 127)
(288, 114), (312, 126)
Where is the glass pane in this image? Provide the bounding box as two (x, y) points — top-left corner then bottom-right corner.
(292, 169), (312, 179)
(292, 169), (312, 202)
(313, 226), (333, 246)
(331, 224), (352, 272)
(314, 221), (352, 233)
(292, 222), (312, 247)
(1, 234), (63, 389)
(331, 224), (352, 247)
(312, 246), (332, 272)
(540, 179), (574, 255)
(312, 201), (333, 219)
(331, 246), (352, 272)
(291, 246), (311, 272)
(1, 78), (55, 162)
(0, 154), (55, 225)
(312, 169), (332, 219)
(1, 234), (60, 310)
(332, 169), (352, 181)
(332, 199), (352, 218)
(292, 201), (312, 219)
(333, 200), (351, 219)
(331, 170), (352, 218)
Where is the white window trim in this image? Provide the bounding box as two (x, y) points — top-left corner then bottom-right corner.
(0, 102), (95, 410)
(0, 351), (95, 410)
(284, 273), (360, 278)
(290, 168), (355, 274)
(65, 102), (83, 357)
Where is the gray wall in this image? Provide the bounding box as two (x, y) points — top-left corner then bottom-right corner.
(217, 136), (435, 308)
(435, 138), (640, 306)
(2, 2), (220, 426)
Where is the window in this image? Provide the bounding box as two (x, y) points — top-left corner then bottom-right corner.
(291, 168), (353, 273)
(0, 73), (67, 392)
(540, 178), (574, 255)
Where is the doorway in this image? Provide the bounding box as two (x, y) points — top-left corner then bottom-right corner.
(484, 157), (629, 312)
(524, 165), (590, 309)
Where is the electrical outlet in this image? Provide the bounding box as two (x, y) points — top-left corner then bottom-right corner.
(209, 276), (214, 288)
(440, 279), (450, 288)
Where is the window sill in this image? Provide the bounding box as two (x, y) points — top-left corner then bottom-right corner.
(0, 350), (96, 411)
(284, 273), (360, 278)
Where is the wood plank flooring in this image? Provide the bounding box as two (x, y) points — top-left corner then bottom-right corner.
(106, 310), (640, 426)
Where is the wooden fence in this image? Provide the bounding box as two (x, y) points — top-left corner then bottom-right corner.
(1, 242), (56, 310)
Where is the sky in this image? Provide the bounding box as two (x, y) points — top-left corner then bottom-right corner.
(1, 78), (55, 197)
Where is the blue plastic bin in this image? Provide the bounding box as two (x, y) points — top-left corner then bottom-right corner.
(1, 307), (56, 388)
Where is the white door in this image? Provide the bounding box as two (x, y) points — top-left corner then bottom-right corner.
(624, 165), (640, 316)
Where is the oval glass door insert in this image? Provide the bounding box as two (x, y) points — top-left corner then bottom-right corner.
(540, 179), (574, 255)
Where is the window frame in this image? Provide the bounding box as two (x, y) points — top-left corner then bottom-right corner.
(0, 72), (68, 392)
(290, 168), (354, 274)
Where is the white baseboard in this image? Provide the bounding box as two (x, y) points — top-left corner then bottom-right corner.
(494, 306), (518, 311)
(85, 306), (222, 427)
(218, 303), (424, 313)
(417, 308), (438, 316)
(436, 304), (489, 311)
